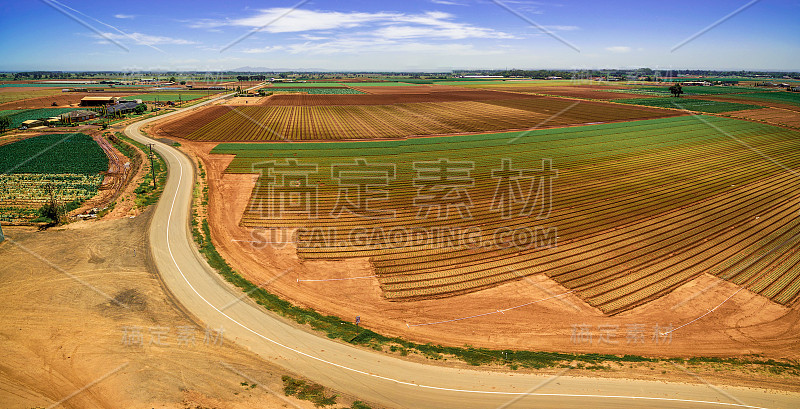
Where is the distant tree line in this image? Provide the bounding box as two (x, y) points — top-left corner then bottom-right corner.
(237, 75), (269, 81)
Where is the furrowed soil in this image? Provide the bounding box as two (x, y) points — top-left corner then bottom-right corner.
(179, 139), (800, 372)
(152, 95), (683, 141)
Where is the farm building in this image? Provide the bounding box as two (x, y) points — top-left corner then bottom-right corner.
(60, 110), (97, 123)
(105, 101), (140, 116)
(20, 119), (46, 128)
(80, 96), (120, 106)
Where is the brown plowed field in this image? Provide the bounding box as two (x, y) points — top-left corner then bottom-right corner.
(152, 105), (231, 139)
(726, 107), (800, 128)
(0, 92), (137, 109)
(154, 96), (683, 141)
(519, 87), (657, 100)
(257, 90), (534, 106)
(350, 85), (470, 94)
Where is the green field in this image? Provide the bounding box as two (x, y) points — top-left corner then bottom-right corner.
(0, 88), (62, 105)
(613, 97), (762, 113)
(122, 93), (209, 102)
(268, 82), (346, 88)
(345, 82), (424, 87)
(0, 108), (81, 128)
(0, 133), (108, 174)
(212, 116), (800, 312)
(617, 86), (774, 96)
(0, 133), (108, 222)
(719, 92), (800, 107)
(270, 88), (365, 94)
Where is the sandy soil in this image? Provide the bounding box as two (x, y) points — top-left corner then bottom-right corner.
(0, 213), (367, 409)
(178, 140), (800, 367)
(225, 96), (269, 105)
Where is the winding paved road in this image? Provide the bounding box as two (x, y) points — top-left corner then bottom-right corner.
(125, 91), (800, 409)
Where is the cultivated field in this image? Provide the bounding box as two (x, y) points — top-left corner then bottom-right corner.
(160, 96), (681, 141)
(613, 97), (763, 113)
(211, 116), (800, 314)
(0, 133), (108, 222)
(122, 92), (209, 102)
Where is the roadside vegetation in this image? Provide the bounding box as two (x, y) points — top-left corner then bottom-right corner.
(111, 132), (167, 209)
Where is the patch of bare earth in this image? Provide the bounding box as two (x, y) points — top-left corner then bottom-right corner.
(0, 213), (360, 409)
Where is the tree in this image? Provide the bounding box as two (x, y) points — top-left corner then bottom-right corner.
(0, 116), (10, 132)
(169, 76), (177, 83)
(180, 80), (186, 85)
(669, 84), (683, 97)
(134, 103), (147, 114)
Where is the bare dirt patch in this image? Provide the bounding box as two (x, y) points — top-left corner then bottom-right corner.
(0, 213), (351, 409)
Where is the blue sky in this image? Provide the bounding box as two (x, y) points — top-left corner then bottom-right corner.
(1, 0), (798, 71)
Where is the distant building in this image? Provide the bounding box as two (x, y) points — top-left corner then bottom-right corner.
(20, 119), (46, 128)
(60, 110), (97, 123)
(105, 101), (140, 116)
(81, 96), (120, 106)
(682, 81), (712, 86)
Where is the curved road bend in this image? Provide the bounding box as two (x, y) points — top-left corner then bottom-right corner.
(125, 91), (800, 409)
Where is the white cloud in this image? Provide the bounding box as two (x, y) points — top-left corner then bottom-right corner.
(542, 25), (579, 31)
(241, 45), (287, 54)
(605, 46), (632, 53)
(114, 14), (135, 19)
(94, 32), (197, 46)
(431, 0), (467, 5)
(190, 9), (513, 39)
(241, 36), (503, 56)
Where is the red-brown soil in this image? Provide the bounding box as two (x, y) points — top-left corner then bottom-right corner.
(725, 107), (800, 129)
(151, 96), (684, 142)
(258, 89), (534, 106)
(180, 139), (800, 363)
(0, 92), (138, 109)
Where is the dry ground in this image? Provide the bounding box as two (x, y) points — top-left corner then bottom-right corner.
(0, 214), (368, 409)
(178, 140), (800, 373)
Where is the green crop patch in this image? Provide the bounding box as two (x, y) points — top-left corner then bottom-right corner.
(0, 133), (108, 222)
(270, 88), (365, 94)
(122, 93), (209, 102)
(211, 116), (800, 313)
(347, 81), (424, 86)
(613, 97), (763, 113)
(617, 86), (773, 96)
(719, 92), (800, 107)
(268, 82), (346, 87)
(0, 133), (108, 175)
(1, 108), (81, 128)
